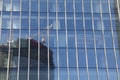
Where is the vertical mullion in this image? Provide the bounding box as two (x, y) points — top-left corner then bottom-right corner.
(6, 0), (13, 80)
(81, 0), (90, 80)
(99, 0), (110, 80)
(116, 0), (120, 21)
(47, 0), (50, 80)
(38, 0), (40, 80)
(73, 0), (80, 80)
(64, 0), (70, 80)
(17, 0), (22, 80)
(27, 0), (31, 80)
(108, 0), (120, 80)
(56, 0), (60, 80)
(90, 0), (100, 80)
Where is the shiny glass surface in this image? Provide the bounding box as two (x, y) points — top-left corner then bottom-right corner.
(0, 0), (120, 80)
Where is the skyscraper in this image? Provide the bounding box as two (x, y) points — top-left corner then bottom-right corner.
(0, 0), (120, 80)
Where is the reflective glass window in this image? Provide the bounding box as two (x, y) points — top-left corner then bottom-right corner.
(79, 69), (88, 80)
(94, 19), (102, 30)
(58, 1), (65, 12)
(21, 17), (29, 29)
(92, 1), (100, 13)
(49, 1), (56, 12)
(85, 19), (92, 30)
(31, 0), (38, 12)
(75, 1), (82, 13)
(97, 49), (106, 68)
(109, 69), (117, 80)
(86, 31), (94, 48)
(84, 1), (91, 13)
(106, 49), (116, 68)
(2, 16), (10, 29)
(104, 31), (113, 48)
(12, 0), (20, 11)
(68, 49), (77, 67)
(76, 19), (84, 30)
(3, 0), (11, 11)
(95, 31), (104, 48)
(103, 19), (111, 30)
(89, 69), (97, 80)
(68, 31), (75, 48)
(99, 69), (107, 80)
(0, 0), (2, 11)
(67, 19), (74, 30)
(40, 0), (47, 12)
(77, 31), (84, 48)
(78, 49), (86, 67)
(87, 49), (96, 67)
(116, 49), (120, 68)
(22, 0), (29, 11)
(30, 18), (38, 29)
(66, 0), (73, 12)
(58, 31), (66, 48)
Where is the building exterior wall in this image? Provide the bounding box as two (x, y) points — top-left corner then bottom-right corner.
(0, 0), (120, 80)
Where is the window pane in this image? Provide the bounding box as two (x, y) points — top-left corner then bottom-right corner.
(13, 0), (20, 11)
(87, 49), (96, 67)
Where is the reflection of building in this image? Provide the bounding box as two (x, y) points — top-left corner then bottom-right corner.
(0, 39), (54, 80)
(0, 0), (120, 80)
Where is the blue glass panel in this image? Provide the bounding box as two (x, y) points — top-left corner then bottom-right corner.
(87, 49), (96, 67)
(40, 18), (47, 29)
(78, 49), (86, 67)
(67, 19), (74, 30)
(3, 0), (11, 11)
(22, 0), (29, 11)
(69, 69), (78, 80)
(68, 31), (75, 48)
(49, 1), (56, 12)
(112, 19), (117, 30)
(0, 29), (10, 44)
(49, 30), (57, 48)
(40, 0), (47, 12)
(58, 18), (65, 30)
(12, 0), (20, 11)
(103, 19), (111, 30)
(30, 18), (38, 29)
(94, 19), (102, 30)
(21, 17), (29, 29)
(95, 31), (104, 48)
(97, 49), (106, 68)
(79, 69), (88, 80)
(75, 1), (82, 13)
(76, 31), (85, 48)
(99, 69), (107, 80)
(92, 1), (100, 13)
(59, 49), (67, 67)
(31, 0), (38, 12)
(0, 0), (2, 11)
(2, 16), (10, 29)
(84, 1), (91, 13)
(66, 1), (73, 12)
(58, 31), (66, 48)
(76, 19), (84, 30)
(68, 49), (76, 67)
(86, 31), (94, 48)
(13, 17), (20, 29)
(106, 49), (116, 68)
(113, 31), (119, 48)
(104, 31), (113, 48)
(109, 69), (118, 80)
(101, 2), (109, 13)
(89, 69), (97, 80)
(116, 49), (120, 68)
(85, 19), (92, 30)
(58, 1), (65, 12)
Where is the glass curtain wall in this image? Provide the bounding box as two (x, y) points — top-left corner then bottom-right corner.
(0, 0), (120, 80)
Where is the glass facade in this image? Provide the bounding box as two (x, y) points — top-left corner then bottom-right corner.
(0, 0), (120, 80)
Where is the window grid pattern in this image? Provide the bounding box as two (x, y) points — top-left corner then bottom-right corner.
(0, 0), (120, 80)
